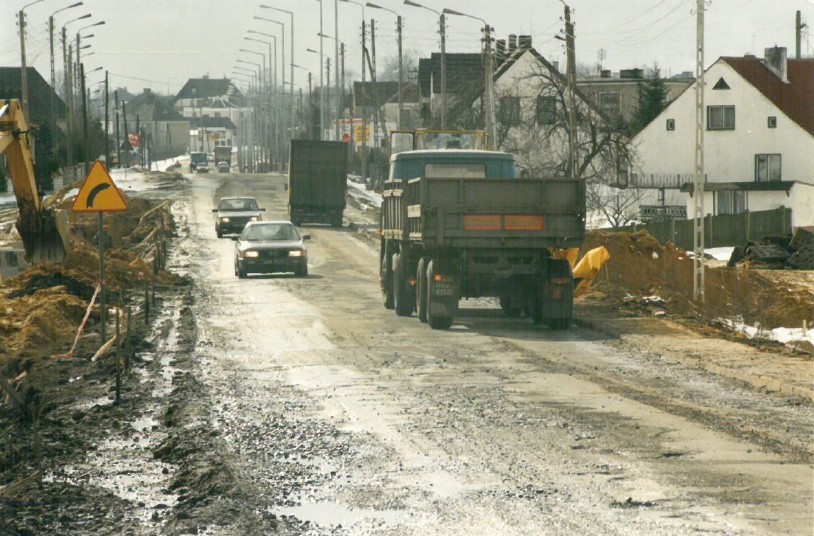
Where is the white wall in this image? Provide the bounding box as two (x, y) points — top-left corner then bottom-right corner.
(633, 59), (814, 185)
(683, 183), (814, 228)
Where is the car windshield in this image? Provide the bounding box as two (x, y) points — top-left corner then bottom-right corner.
(219, 198), (258, 211)
(242, 223), (298, 242)
(191, 152), (207, 163)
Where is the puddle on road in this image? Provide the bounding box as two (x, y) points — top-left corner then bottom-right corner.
(272, 499), (407, 529)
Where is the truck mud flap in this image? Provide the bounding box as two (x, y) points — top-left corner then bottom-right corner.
(541, 259), (574, 323)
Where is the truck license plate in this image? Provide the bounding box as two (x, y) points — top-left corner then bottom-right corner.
(432, 282), (455, 296)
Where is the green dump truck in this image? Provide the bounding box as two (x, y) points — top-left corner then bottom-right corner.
(288, 140), (348, 227)
(379, 149), (585, 330)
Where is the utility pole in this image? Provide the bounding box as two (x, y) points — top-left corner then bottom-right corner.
(80, 63), (89, 174)
(114, 90), (121, 168)
(397, 15), (404, 129)
(440, 13), (447, 129)
(122, 100), (129, 167)
(318, 0), (325, 140)
(18, 10), (31, 123)
(361, 20), (368, 183)
(308, 72), (313, 138)
(334, 0), (340, 141)
(796, 10), (807, 59)
(693, 0), (706, 303)
(563, 3), (578, 180)
(370, 18), (378, 151)
(327, 57), (332, 125)
(49, 16), (58, 160)
(482, 24), (497, 148)
(67, 47), (75, 167)
(104, 70), (109, 167)
(340, 41), (346, 121)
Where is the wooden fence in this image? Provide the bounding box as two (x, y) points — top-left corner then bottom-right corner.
(611, 207), (793, 250)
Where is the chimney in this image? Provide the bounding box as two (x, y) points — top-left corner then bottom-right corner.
(144, 88), (152, 95)
(496, 39), (506, 60)
(763, 46), (788, 82)
(518, 35), (532, 50)
(508, 34), (518, 54)
(601, 69), (612, 79)
(619, 68), (644, 79)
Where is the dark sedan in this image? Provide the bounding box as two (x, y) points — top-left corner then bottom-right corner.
(213, 197), (265, 237)
(234, 221), (310, 278)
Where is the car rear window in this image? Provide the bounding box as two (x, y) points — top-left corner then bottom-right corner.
(242, 224), (298, 241)
(219, 198), (258, 211)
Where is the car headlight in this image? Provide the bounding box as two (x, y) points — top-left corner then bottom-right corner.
(242, 250), (259, 258)
(221, 217), (230, 223)
(250, 216), (259, 222)
(288, 249), (305, 257)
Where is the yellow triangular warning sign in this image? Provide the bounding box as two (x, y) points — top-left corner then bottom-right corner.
(72, 161), (128, 213)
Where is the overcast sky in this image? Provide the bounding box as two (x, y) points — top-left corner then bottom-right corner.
(3, 0), (812, 96)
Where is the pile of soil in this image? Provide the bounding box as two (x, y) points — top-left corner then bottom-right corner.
(580, 230), (814, 330)
(0, 197), (177, 377)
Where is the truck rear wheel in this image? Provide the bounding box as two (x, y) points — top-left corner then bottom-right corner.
(416, 258), (428, 323)
(500, 296), (522, 318)
(382, 251), (394, 310)
(426, 260), (453, 330)
(393, 253), (413, 317)
(529, 290), (544, 325)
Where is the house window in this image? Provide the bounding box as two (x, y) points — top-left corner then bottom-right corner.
(707, 105), (735, 130)
(717, 191), (746, 215)
(536, 96), (556, 125)
(755, 154), (781, 182)
(499, 96), (522, 127)
(767, 116), (777, 128)
(598, 92), (620, 118)
(666, 118), (675, 131)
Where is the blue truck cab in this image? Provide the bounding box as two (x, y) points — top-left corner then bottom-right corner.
(390, 150), (517, 180)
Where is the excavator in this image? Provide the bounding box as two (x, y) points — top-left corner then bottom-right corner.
(0, 99), (71, 264)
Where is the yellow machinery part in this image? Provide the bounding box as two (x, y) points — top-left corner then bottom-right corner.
(0, 99), (70, 264)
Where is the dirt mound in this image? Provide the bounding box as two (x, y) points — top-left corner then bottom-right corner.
(581, 230), (814, 329)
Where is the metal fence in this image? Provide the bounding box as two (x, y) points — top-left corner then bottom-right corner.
(610, 207), (793, 250)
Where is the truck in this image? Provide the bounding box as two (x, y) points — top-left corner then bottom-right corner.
(190, 151), (208, 173)
(380, 149), (585, 330)
(214, 145), (232, 169)
(288, 140), (348, 227)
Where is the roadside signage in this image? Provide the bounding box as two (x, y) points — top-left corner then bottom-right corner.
(128, 133), (140, 148)
(72, 160), (129, 213)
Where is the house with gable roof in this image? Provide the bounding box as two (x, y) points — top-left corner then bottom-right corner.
(629, 47), (814, 227)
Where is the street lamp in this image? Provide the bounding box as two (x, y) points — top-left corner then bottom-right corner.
(61, 13), (92, 170)
(76, 20), (105, 70)
(309, 0), (325, 139)
(246, 35), (280, 166)
(367, 2), (404, 129)
(404, 0), (446, 127)
(49, 2), (83, 158)
(18, 0), (47, 121)
(260, 4), (295, 154)
(441, 7), (496, 144)
(339, 0), (369, 179)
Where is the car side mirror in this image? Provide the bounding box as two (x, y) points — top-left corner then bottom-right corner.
(303, 234), (311, 241)
(211, 208), (218, 213)
(259, 207), (266, 211)
(231, 236), (239, 241)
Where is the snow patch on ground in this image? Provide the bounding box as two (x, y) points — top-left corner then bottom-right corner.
(718, 318), (814, 346)
(706, 247), (735, 262)
(347, 175), (382, 208)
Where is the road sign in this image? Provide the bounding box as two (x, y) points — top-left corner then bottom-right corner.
(72, 160), (128, 213)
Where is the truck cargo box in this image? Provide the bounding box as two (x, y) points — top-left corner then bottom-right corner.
(288, 140), (348, 227)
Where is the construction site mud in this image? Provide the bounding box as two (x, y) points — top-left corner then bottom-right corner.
(580, 230), (814, 332)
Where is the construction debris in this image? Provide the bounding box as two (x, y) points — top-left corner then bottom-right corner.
(727, 227), (814, 270)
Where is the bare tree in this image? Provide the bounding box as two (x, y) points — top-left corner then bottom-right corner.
(486, 57), (643, 227)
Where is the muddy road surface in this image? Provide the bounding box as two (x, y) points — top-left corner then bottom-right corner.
(144, 172), (809, 535)
(12, 171), (809, 535)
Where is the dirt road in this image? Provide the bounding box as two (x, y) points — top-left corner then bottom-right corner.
(152, 172), (808, 535)
(9, 171), (810, 535)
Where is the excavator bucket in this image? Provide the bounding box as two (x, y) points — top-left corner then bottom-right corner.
(0, 99), (71, 264)
(16, 207), (70, 264)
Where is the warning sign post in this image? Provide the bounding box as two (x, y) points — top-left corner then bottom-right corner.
(72, 161), (129, 343)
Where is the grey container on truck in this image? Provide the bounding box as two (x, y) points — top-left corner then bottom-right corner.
(379, 149), (585, 330)
(288, 140), (348, 227)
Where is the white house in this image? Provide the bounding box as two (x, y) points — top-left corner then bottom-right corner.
(630, 47), (814, 227)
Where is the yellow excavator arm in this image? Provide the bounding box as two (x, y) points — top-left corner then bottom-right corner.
(0, 99), (70, 263)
